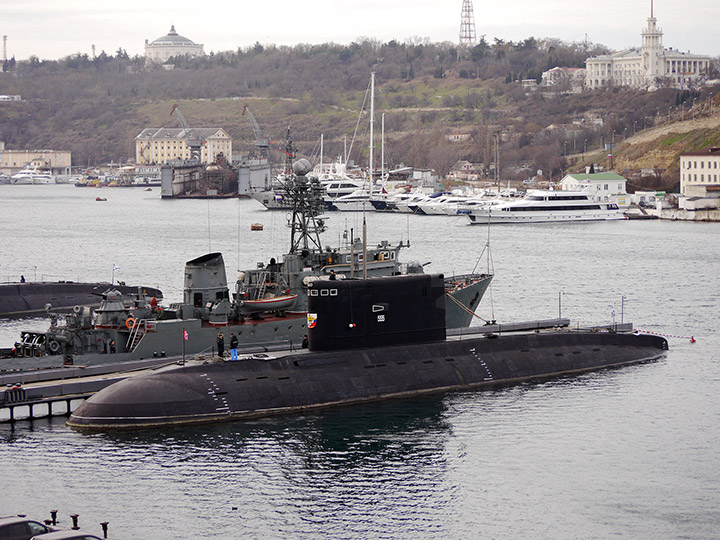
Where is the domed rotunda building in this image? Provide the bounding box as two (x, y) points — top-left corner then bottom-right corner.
(145, 25), (204, 63)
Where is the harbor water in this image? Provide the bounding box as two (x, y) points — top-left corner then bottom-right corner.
(1, 185), (719, 539)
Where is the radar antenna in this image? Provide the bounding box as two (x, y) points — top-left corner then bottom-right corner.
(276, 129), (327, 255)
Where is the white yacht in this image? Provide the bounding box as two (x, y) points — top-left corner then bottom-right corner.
(445, 196), (502, 216)
(326, 188), (373, 212)
(10, 166), (55, 185)
(466, 189), (625, 224)
(417, 194), (481, 216)
(323, 178), (366, 200)
(394, 192), (431, 213)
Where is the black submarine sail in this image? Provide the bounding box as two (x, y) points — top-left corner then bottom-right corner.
(68, 273), (667, 430)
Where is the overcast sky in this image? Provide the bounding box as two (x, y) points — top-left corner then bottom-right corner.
(2, 0), (718, 61)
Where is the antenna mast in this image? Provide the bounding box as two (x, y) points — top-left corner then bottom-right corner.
(459, 0), (477, 47)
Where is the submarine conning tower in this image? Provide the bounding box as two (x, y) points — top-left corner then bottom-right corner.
(307, 273), (446, 351)
(183, 253), (229, 308)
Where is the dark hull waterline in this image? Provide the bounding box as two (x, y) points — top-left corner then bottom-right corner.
(68, 331), (667, 430)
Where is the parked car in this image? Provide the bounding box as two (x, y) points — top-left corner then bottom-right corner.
(0, 516), (54, 540)
(30, 532), (102, 540)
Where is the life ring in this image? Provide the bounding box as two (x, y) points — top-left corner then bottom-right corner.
(47, 340), (60, 354)
(125, 317), (136, 329)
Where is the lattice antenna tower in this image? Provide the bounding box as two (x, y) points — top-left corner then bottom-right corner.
(459, 0), (477, 47)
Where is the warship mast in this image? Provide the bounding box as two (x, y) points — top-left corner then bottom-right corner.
(278, 130), (327, 255)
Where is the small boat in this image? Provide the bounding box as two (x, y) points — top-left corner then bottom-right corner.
(95, 197), (107, 201)
(251, 223), (264, 231)
(240, 293), (298, 314)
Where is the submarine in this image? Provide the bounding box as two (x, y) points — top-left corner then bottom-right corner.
(68, 274), (668, 430)
(0, 280), (162, 318)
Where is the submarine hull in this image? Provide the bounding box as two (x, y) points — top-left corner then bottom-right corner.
(0, 282), (163, 317)
(68, 331), (667, 429)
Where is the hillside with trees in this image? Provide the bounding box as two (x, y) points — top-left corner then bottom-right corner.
(1, 38), (718, 187)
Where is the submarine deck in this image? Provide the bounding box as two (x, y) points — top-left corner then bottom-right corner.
(1, 318), (649, 424)
(61, 322), (667, 429)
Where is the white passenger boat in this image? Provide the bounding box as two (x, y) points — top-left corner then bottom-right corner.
(10, 166), (55, 185)
(466, 189), (625, 224)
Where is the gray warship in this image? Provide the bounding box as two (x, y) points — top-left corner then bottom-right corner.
(9, 148), (492, 370)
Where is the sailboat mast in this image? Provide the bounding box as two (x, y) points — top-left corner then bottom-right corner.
(381, 112), (385, 183)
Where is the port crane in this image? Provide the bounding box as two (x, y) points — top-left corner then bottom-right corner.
(170, 104), (204, 161)
(242, 104), (270, 158)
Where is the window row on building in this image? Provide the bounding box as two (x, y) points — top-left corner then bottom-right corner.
(679, 148), (720, 195)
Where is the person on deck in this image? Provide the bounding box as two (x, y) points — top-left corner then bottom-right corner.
(217, 332), (224, 358)
(230, 333), (238, 361)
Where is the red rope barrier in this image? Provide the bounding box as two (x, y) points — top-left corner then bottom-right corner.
(635, 329), (695, 343)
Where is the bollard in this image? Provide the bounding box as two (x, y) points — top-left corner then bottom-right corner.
(50, 510), (58, 525)
(70, 514), (79, 530)
(100, 522), (109, 539)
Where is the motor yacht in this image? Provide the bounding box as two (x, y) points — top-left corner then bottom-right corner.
(466, 189), (625, 224)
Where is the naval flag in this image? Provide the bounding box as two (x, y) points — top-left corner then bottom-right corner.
(113, 264), (120, 272)
(183, 329), (189, 341)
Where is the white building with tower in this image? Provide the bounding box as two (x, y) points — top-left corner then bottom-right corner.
(145, 25), (204, 64)
(585, 1), (710, 90)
